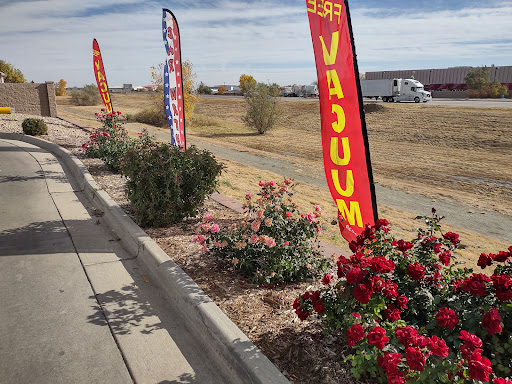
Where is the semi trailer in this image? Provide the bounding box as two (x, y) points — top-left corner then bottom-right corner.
(361, 78), (431, 103)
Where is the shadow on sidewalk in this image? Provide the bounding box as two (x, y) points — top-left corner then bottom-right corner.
(87, 284), (163, 335)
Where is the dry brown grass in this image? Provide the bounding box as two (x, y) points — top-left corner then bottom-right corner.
(57, 94), (512, 268)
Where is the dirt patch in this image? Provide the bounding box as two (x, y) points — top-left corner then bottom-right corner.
(364, 103), (386, 114)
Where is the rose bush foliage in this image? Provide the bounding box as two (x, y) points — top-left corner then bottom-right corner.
(82, 110), (143, 171)
(295, 210), (512, 383)
(195, 179), (330, 284)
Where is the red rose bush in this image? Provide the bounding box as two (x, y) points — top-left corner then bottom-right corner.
(195, 179), (330, 284)
(295, 211), (512, 383)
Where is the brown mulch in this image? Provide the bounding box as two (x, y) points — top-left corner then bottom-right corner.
(81, 158), (359, 384)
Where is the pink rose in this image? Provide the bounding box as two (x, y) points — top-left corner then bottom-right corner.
(251, 220), (261, 232)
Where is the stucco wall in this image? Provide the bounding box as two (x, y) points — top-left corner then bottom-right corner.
(0, 82), (57, 117)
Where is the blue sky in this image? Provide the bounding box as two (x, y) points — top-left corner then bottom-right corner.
(1, 0), (511, 87)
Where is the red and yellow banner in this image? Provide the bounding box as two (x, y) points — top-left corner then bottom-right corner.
(306, 0), (378, 242)
(92, 39), (113, 114)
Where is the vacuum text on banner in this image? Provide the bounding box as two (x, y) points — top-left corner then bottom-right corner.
(92, 39), (113, 114)
(306, 0), (378, 243)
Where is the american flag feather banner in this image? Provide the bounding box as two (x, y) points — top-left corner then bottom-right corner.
(162, 9), (185, 148)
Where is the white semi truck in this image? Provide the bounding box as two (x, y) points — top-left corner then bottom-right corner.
(361, 78), (431, 103)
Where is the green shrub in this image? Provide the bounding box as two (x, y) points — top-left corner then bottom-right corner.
(22, 118), (48, 136)
(197, 82), (213, 95)
(121, 143), (223, 227)
(242, 82), (281, 134)
(70, 84), (101, 106)
(81, 111), (154, 172)
(135, 106), (167, 127)
(196, 179), (330, 285)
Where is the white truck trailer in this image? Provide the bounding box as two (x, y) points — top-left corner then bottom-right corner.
(361, 78), (431, 103)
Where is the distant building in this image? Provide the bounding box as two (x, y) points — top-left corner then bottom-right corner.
(213, 85), (241, 95)
(143, 84), (158, 92)
(0, 71), (5, 83)
(109, 84), (133, 94)
(365, 65), (512, 96)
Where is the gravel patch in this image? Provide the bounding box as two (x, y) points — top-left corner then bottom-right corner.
(0, 113), (91, 152)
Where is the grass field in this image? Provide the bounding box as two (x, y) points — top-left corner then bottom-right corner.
(56, 94), (512, 268)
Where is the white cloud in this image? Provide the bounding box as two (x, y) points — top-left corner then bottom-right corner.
(1, 0), (511, 87)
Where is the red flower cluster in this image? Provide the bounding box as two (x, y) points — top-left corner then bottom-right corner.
(481, 307), (502, 335)
(468, 349), (493, 381)
(294, 290), (325, 320)
(492, 274), (512, 301)
(435, 307), (459, 329)
(367, 326), (389, 349)
(443, 231), (460, 245)
(377, 352), (404, 384)
(392, 239), (414, 253)
(478, 247), (511, 269)
(459, 330), (483, 359)
(346, 324), (365, 346)
(407, 262), (426, 281)
(463, 273), (490, 296)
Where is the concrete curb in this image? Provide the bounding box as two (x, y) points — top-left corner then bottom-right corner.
(0, 132), (290, 384)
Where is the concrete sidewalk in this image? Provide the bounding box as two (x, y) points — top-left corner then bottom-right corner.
(0, 136), (288, 384)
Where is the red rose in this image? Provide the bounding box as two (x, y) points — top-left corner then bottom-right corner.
(433, 242), (442, 254)
(443, 231), (460, 245)
(412, 334), (431, 349)
(463, 274), (490, 296)
(384, 305), (402, 322)
(353, 283), (373, 304)
(435, 307), (459, 330)
(367, 275), (383, 292)
(379, 352), (402, 372)
(481, 308), (502, 335)
(367, 326), (389, 349)
(392, 239), (414, 253)
(386, 372), (406, 384)
(407, 262), (426, 281)
(374, 218), (389, 229)
(459, 330), (483, 359)
(295, 309), (309, 321)
(468, 350), (493, 382)
(346, 324), (365, 346)
(494, 378), (512, 384)
(395, 326), (418, 347)
(313, 300), (325, 314)
(492, 274), (512, 301)
(405, 347), (425, 371)
(477, 253), (493, 269)
(370, 256), (395, 274)
(439, 250), (451, 266)
(429, 335), (449, 358)
(346, 267), (366, 284)
(495, 250), (510, 262)
(292, 298), (300, 309)
(396, 295), (409, 309)
(321, 273), (333, 285)
(382, 281), (399, 299)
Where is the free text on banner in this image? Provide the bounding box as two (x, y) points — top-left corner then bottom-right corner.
(92, 39), (113, 114)
(306, 0), (378, 243)
(162, 8), (186, 148)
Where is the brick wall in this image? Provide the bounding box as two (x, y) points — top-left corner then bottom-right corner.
(0, 82), (57, 117)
